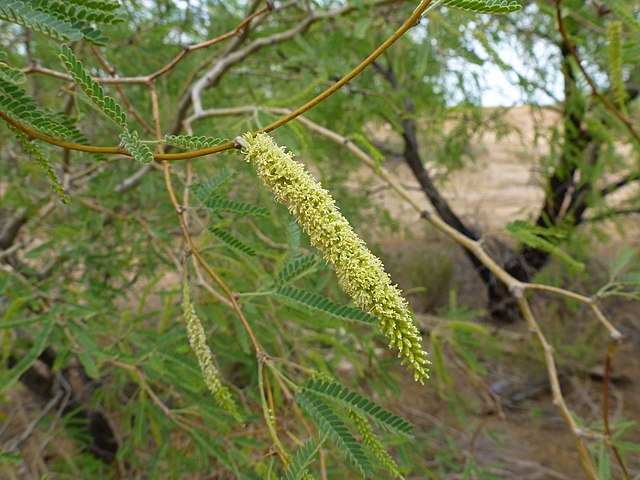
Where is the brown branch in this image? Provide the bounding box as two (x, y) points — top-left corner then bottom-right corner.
(586, 207), (640, 223)
(514, 296), (597, 479)
(602, 341), (631, 479)
(169, 1), (362, 136)
(90, 45), (155, 134)
(162, 162), (264, 353)
(21, 5), (274, 86)
(600, 172), (640, 197)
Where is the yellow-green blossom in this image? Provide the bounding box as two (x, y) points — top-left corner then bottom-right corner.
(242, 133), (429, 382)
(182, 278), (242, 421)
(348, 409), (404, 479)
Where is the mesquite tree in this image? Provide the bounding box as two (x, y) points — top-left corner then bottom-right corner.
(0, 1), (638, 478)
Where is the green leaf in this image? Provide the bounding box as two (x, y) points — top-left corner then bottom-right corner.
(442, 0), (522, 14)
(0, 316), (55, 396)
(274, 286), (377, 325)
(191, 168), (232, 203)
(285, 220), (302, 257)
(296, 390), (372, 477)
(348, 410), (404, 479)
(0, 1), (83, 42)
(606, 0), (640, 33)
(204, 196), (269, 217)
(303, 379), (414, 437)
(281, 435), (325, 480)
(59, 44), (127, 128)
(0, 0), (122, 44)
(597, 443), (611, 480)
(618, 271), (640, 286)
(120, 130), (154, 164)
(46, 1), (123, 25)
(0, 79), (80, 138)
(506, 220), (585, 271)
(10, 124), (70, 204)
(606, 21), (628, 114)
(609, 248), (635, 280)
(209, 226), (257, 256)
(0, 58), (25, 85)
(164, 134), (227, 150)
(0, 451), (23, 465)
(77, 351), (100, 379)
(274, 255), (319, 285)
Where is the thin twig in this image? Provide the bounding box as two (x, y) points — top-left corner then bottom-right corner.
(21, 6), (274, 85)
(515, 296), (597, 479)
(90, 45), (155, 134)
(259, 357), (289, 466)
(602, 341), (631, 480)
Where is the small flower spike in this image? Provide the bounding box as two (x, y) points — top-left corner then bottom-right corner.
(242, 133), (430, 382)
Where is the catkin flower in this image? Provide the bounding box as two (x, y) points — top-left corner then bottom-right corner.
(348, 410), (404, 479)
(182, 279), (243, 421)
(242, 133), (430, 382)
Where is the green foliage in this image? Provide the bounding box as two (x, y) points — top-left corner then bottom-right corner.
(348, 410), (404, 479)
(59, 44), (127, 128)
(296, 389), (373, 477)
(0, 315), (55, 396)
(274, 255), (319, 286)
(191, 169), (232, 202)
(204, 196), (269, 217)
(44, 0), (122, 24)
(606, 21), (627, 114)
(605, 0), (640, 33)
(303, 379), (415, 437)
(281, 436), (325, 480)
(0, 79), (78, 138)
(0, 0), (121, 44)
(274, 286), (377, 325)
(209, 226), (257, 257)
(442, 0), (522, 14)
(0, 1), (83, 42)
(596, 248), (640, 299)
(120, 129), (154, 164)
(164, 134), (227, 150)
(182, 276), (242, 422)
(430, 292), (489, 400)
(506, 220), (585, 271)
(1, 0), (639, 478)
(0, 51), (25, 85)
(10, 124), (70, 203)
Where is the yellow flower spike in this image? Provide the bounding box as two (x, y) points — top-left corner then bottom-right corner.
(182, 277), (243, 421)
(241, 133), (430, 382)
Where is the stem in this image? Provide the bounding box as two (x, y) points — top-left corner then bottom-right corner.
(602, 341), (631, 480)
(258, 356), (289, 466)
(516, 297), (598, 480)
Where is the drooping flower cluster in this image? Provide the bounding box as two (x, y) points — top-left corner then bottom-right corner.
(242, 133), (430, 382)
(182, 279), (243, 420)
